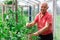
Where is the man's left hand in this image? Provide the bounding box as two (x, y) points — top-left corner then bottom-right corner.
(31, 32), (39, 36)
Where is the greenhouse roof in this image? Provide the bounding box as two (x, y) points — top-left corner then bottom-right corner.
(18, 0), (41, 6)
(17, 0), (56, 6)
(0, 0), (60, 7)
(0, 0), (42, 6)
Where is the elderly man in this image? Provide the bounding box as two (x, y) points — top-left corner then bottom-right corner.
(26, 2), (53, 40)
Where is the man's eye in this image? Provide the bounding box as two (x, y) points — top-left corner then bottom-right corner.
(41, 6), (46, 8)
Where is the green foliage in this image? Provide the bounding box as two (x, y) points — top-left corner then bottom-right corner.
(0, 7), (38, 40)
(4, 0), (15, 5)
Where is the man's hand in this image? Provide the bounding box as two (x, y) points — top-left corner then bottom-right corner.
(26, 21), (36, 28)
(26, 23), (31, 28)
(30, 32), (39, 36)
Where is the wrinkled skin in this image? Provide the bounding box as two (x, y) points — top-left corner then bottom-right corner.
(40, 2), (48, 15)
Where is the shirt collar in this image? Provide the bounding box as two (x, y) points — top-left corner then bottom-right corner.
(39, 11), (48, 18)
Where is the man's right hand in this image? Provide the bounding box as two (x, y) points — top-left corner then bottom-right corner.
(26, 23), (31, 28)
(26, 21), (36, 28)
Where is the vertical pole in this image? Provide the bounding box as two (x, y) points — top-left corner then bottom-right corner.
(33, 5), (35, 20)
(21, 6), (23, 16)
(12, 0), (14, 19)
(53, 0), (57, 40)
(12, 0), (14, 11)
(2, 5), (5, 21)
(29, 6), (32, 22)
(15, 0), (18, 23)
(37, 4), (39, 13)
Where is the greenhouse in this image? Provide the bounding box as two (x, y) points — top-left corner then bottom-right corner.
(0, 0), (60, 40)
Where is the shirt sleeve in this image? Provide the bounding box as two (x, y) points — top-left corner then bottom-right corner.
(34, 14), (38, 23)
(47, 14), (53, 24)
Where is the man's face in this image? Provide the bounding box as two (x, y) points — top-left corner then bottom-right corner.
(41, 3), (48, 14)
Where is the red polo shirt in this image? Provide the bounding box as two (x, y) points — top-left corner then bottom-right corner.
(34, 12), (53, 35)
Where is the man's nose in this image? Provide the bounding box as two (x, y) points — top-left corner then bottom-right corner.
(41, 8), (44, 10)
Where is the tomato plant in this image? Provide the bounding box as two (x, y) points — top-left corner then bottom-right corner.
(0, 7), (39, 40)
